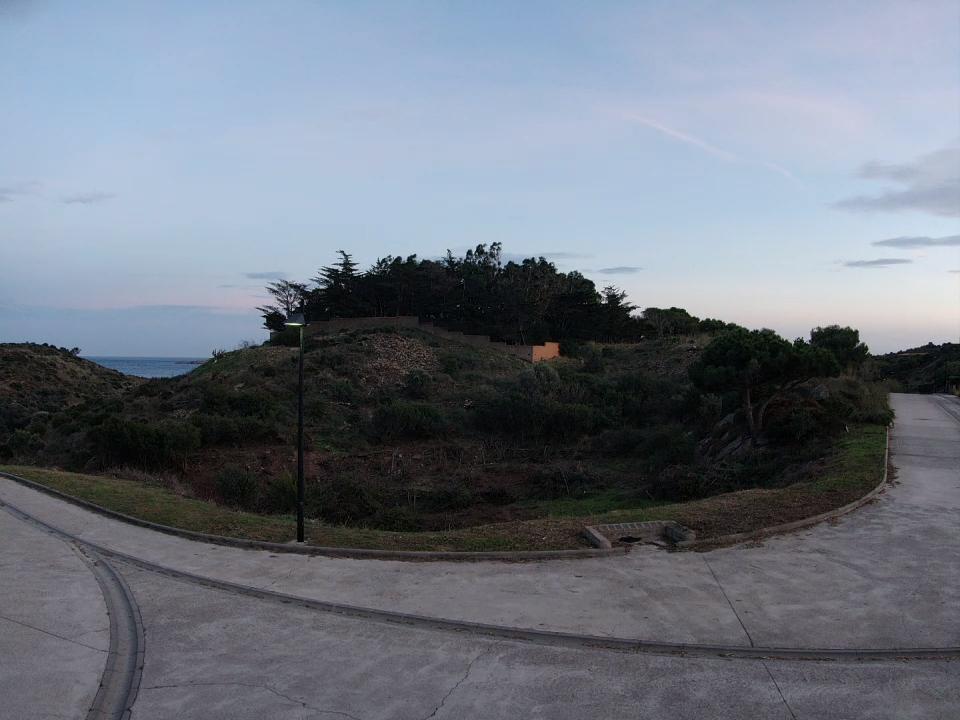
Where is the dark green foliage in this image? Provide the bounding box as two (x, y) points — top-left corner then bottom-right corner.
(90, 417), (200, 471)
(403, 369), (432, 399)
(369, 506), (423, 532)
(260, 473), (298, 514)
(690, 327), (840, 439)
(257, 280), (308, 331)
(309, 475), (382, 525)
(191, 413), (276, 445)
(764, 399), (836, 444)
(215, 466), (259, 510)
(260, 245), (652, 344)
(874, 342), (960, 393)
(811, 325), (869, 370)
(369, 401), (449, 441)
(6, 429), (44, 458)
(417, 487), (474, 513)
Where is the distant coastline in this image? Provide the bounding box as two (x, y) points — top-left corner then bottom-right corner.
(86, 356), (204, 379)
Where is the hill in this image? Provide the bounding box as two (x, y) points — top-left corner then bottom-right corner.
(0, 343), (142, 460)
(0, 326), (890, 534)
(873, 342), (960, 393)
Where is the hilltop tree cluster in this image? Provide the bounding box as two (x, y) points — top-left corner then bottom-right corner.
(257, 244), (727, 344)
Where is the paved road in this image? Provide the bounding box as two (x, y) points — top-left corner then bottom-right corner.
(1, 393), (958, 718)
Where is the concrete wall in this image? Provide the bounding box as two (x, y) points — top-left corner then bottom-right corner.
(302, 316), (560, 363)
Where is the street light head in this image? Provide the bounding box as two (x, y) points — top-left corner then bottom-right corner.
(284, 312), (306, 327)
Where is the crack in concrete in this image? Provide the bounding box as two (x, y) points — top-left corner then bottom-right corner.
(420, 644), (498, 720)
(68, 625), (110, 640)
(0, 613), (108, 653)
(702, 556), (756, 648)
(140, 681), (363, 720)
(762, 661), (798, 720)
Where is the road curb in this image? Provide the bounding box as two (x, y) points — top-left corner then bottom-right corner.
(0, 471), (625, 562)
(77, 546), (144, 720)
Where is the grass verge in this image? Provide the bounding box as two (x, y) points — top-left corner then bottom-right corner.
(0, 424), (886, 552)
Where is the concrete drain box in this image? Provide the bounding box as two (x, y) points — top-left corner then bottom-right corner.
(583, 521), (696, 549)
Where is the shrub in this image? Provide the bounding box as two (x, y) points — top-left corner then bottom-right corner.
(90, 417), (200, 470)
(369, 506), (423, 532)
(437, 349), (477, 376)
(418, 487), (474, 513)
(594, 427), (646, 455)
(7, 429), (43, 458)
(215, 466), (259, 510)
(309, 475), (383, 525)
(559, 339), (585, 358)
(532, 465), (602, 499)
(369, 400), (449, 441)
(403, 369), (433, 400)
(327, 378), (360, 403)
(764, 400), (835, 444)
(261, 472), (298, 514)
(640, 424), (696, 468)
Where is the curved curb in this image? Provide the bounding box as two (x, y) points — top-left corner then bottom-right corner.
(675, 427), (891, 551)
(76, 546), (144, 720)
(4, 498), (957, 664)
(0, 471), (624, 562)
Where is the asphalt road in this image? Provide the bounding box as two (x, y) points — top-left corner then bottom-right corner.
(1, 393), (958, 719)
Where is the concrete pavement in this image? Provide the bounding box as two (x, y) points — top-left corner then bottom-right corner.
(0, 510), (108, 720)
(1, 392), (958, 718)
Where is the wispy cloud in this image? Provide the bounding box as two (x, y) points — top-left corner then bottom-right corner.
(62, 191), (116, 205)
(0, 181), (39, 203)
(243, 271), (287, 280)
(872, 234), (960, 248)
(629, 114), (738, 162)
(835, 146), (960, 217)
(626, 114), (797, 182)
(843, 258), (913, 268)
(594, 266), (643, 275)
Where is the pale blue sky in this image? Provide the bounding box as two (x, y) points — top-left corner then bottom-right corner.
(1, 0), (958, 355)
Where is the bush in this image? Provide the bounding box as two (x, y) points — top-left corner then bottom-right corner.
(640, 425), (696, 468)
(594, 427), (646, 455)
(309, 475), (383, 525)
(261, 472), (298, 514)
(437, 349), (477, 376)
(369, 506), (423, 532)
(191, 413), (277, 445)
(403, 370), (433, 400)
(532, 465), (602, 499)
(90, 417), (200, 470)
(369, 400), (449, 441)
(215, 466), (260, 509)
(418, 487), (474, 513)
(7, 429), (43, 458)
(327, 379), (360, 403)
(765, 400), (835, 444)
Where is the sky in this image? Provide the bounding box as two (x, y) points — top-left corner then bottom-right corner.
(1, 0), (958, 355)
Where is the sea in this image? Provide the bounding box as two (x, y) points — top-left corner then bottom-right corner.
(86, 356), (206, 379)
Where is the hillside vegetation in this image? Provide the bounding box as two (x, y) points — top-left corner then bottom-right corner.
(873, 342), (960, 394)
(0, 321), (891, 537)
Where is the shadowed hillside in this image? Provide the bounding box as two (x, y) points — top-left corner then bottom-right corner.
(874, 342), (960, 394)
(1, 325), (892, 533)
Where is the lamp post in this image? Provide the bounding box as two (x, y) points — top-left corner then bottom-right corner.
(284, 312), (307, 543)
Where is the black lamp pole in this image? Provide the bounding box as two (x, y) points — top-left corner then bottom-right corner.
(284, 312), (308, 543)
(296, 322), (305, 542)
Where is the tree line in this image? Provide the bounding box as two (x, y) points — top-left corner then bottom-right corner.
(257, 244), (728, 344)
